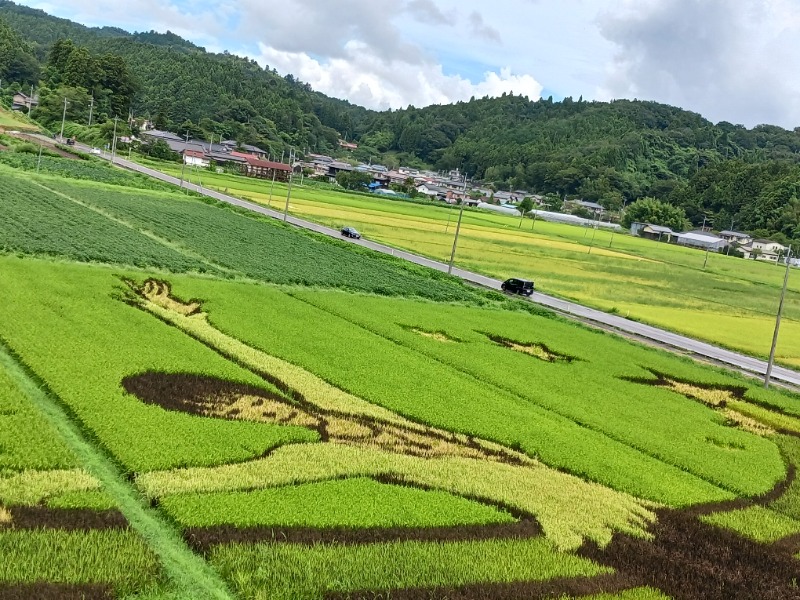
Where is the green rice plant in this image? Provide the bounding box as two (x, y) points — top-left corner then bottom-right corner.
(140, 443), (655, 551)
(0, 256), (316, 473)
(0, 172), (211, 273)
(768, 435), (800, 521)
(0, 469), (100, 506)
(172, 277), (781, 501)
(0, 365), (76, 471)
(0, 529), (163, 596)
(701, 506), (800, 543)
(727, 400), (800, 433)
(45, 489), (118, 511)
(41, 177), (477, 301)
(289, 288), (787, 497)
(210, 537), (610, 600)
(160, 478), (514, 529)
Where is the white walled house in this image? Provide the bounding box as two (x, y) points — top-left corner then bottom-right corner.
(182, 149), (210, 168)
(741, 239), (786, 263)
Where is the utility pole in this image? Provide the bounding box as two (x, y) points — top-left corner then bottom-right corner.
(88, 95), (94, 127)
(110, 116), (119, 163)
(28, 85), (34, 116)
(36, 143), (43, 173)
(178, 131), (190, 189)
(448, 202), (465, 274)
(703, 246), (711, 269)
(765, 246), (793, 388)
(267, 165), (278, 207)
(588, 221), (599, 255)
(283, 147), (295, 222)
(59, 97), (68, 141)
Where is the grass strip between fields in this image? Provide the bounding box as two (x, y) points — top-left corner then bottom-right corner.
(0, 341), (235, 600)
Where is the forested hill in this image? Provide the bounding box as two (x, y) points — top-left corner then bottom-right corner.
(0, 0), (370, 152)
(2, 0), (800, 241)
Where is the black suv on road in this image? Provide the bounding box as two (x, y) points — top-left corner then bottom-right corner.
(341, 226), (361, 239)
(501, 278), (534, 296)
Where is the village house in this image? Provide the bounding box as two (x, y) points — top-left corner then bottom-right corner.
(221, 140), (267, 158)
(718, 230), (753, 246)
(631, 223), (676, 242)
(566, 199), (605, 216)
(416, 183), (448, 200)
(181, 149), (210, 168)
(327, 161), (354, 179)
(11, 92), (37, 112)
(339, 139), (358, 151)
(740, 239), (787, 263)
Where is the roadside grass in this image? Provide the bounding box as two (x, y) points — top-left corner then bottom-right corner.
(159, 478), (515, 529)
(210, 537), (611, 600)
(0, 153), (173, 190)
(141, 159), (800, 364)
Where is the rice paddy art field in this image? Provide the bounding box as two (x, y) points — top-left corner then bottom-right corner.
(141, 161), (800, 367)
(3, 162), (800, 598)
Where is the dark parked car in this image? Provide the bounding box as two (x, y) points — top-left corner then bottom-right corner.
(501, 278), (534, 296)
(341, 226), (361, 239)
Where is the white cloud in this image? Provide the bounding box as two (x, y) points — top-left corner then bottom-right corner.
(257, 43), (542, 110)
(16, 0), (800, 126)
(598, 0), (800, 127)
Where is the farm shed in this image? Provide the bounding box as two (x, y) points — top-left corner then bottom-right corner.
(241, 157), (292, 182)
(676, 232), (727, 251)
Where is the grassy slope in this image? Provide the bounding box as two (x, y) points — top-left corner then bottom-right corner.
(147, 160), (800, 366)
(0, 107), (37, 130)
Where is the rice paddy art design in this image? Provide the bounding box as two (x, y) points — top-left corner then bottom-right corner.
(123, 279), (656, 552)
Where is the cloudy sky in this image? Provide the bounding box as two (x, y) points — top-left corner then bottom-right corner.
(17, 0), (800, 128)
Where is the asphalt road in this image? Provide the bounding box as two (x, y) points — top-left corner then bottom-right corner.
(53, 139), (800, 388)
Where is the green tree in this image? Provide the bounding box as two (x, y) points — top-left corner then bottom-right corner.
(623, 197), (688, 232)
(0, 17), (38, 85)
(33, 85), (92, 126)
(516, 197), (534, 228)
(335, 170), (372, 191)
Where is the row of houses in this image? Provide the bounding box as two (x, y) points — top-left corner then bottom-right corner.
(140, 129), (294, 181)
(632, 223), (788, 263)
